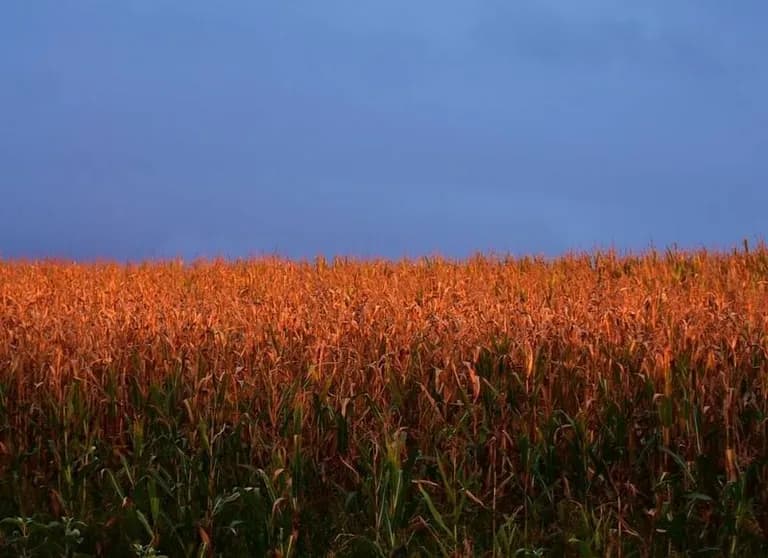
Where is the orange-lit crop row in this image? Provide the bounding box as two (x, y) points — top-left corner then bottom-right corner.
(1, 247), (767, 554)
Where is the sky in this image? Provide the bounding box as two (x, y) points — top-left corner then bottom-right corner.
(1, 1), (766, 260)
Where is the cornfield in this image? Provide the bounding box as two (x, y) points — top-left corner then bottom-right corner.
(1, 246), (768, 556)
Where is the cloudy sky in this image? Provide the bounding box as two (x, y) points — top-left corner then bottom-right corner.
(1, 1), (766, 260)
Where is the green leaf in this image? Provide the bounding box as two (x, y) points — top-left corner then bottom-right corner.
(418, 484), (453, 540)
(135, 509), (154, 539)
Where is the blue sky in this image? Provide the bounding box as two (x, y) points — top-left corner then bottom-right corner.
(1, 1), (766, 260)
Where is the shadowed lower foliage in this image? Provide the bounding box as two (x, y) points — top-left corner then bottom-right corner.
(1, 245), (768, 556)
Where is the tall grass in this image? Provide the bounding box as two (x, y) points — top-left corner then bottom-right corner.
(0, 246), (767, 556)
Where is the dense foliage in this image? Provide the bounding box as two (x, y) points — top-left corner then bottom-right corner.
(1, 245), (768, 556)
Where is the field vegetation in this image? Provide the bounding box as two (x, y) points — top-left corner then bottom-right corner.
(1, 245), (768, 556)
